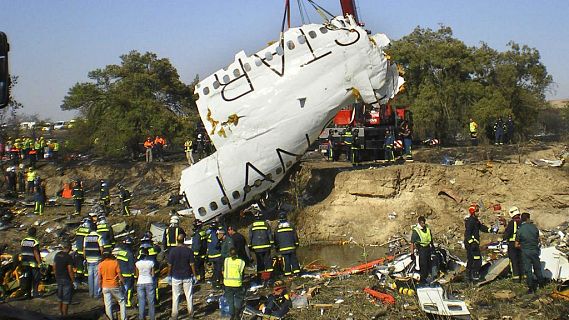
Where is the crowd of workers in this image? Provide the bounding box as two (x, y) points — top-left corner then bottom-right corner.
(468, 115), (515, 146)
(143, 132), (213, 165)
(326, 119), (414, 165)
(0, 136), (62, 166)
(14, 197), (299, 320)
(411, 204), (545, 294)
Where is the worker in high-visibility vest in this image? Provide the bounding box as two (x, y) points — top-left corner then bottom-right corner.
(26, 167), (36, 195)
(20, 227), (42, 298)
(469, 118), (479, 146)
(163, 215), (185, 254)
(83, 223), (103, 298)
(223, 247), (245, 319)
(114, 237), (135, 307)
(274, 212), (301, 276)
(504, 206), (523, 281)
(248, 212), (274, 280)
(410, 216), (434, 284)
(184, 138), (194, 165)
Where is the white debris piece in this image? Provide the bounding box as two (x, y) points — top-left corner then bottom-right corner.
(540, 246), (569, 281)
(179, 15), (404, 222)
(417, 286), (470, 317)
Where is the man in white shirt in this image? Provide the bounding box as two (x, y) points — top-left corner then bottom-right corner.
(135, 248), (155, 320)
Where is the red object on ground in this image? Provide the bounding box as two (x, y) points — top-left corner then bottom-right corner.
(364, 287), (396, 305)
(321, 256), (394, 278)
(261, 271), (271, 281)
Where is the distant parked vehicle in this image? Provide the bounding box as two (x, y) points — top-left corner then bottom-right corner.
(19, 122), (36, 130)
(41, 122), (52, 132)
(53, 121), (67, 130)
(67, 119), (76, 129)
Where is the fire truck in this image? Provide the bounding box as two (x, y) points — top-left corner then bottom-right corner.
(318, 1), (413, 163)
(319, 103), (413, 162)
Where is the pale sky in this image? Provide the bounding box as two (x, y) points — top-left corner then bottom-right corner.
(1, 0), (568, 120)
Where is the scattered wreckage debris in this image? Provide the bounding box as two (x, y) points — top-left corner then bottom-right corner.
(525, 158), (564, 167)
(477, 257), (510, 287)
(416, 285), (471, 319)
(540, 246), (569, 281)
(364, 287), (396, 305)
(321, 256), (394, 278)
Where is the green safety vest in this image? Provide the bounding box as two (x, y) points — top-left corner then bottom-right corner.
(223, 257), (245, 287)
(413, 225), (432, 247)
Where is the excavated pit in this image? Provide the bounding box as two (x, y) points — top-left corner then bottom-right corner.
(296, 161), (569, 246)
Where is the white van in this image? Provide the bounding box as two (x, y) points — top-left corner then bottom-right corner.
(54, 121), (67, 130)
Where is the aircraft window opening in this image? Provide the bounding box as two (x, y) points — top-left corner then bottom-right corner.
(276, 167), (283, 175)
(276, 46), (284, 56)
(265, 51), (273, 61)
(203, 87), (210, 95)
(198, 207), (207, 216)
(254, 179), (262, 187)
(221, 196), (229, 205)
(254, 58), (262, 66)
(308, 31), (317, 39)
(319, 27), (329, 34)
(244, 185), (252, 193)
(233, 69), (241, 77)
(297, 35), (306, 44)
(287, 41), (295, 50)
(232, 191), (240, 199)
(213, 81), (220, 89)
(223, 75), (230, 83)
(210, 202), (218, 211)
(286, 161), (292, 168)
(266, 173), (273, 180)
(244, 63), (252, 71)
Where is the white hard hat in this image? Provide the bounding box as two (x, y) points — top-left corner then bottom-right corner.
(170, 216), (180, 224)
(198, 134), (202, 138)
(509, 206), (520, 218)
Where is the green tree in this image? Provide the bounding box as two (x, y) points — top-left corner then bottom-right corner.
(389, 26), (552, 142)
(62, 51), (199, 158)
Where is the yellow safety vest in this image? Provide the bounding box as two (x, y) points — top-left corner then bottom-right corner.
(27, 171), (36, 182)
(508, 220), (518, 242)
(469, 121), (478, 134)
(413, 226), (432, 247)
(223, 257), (245, 287)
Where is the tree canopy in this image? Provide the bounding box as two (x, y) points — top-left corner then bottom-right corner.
(388, 26), (552, 141)
(61, 51), (199, 158)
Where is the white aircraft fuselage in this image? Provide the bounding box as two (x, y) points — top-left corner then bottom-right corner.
(179, 15), (403, 221)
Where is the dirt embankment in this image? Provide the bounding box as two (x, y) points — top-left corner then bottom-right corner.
(297, 160), (569, 246)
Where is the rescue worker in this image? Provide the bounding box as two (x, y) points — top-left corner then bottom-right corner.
(384, 129), (395, 163)
(351, 129), (363, 166)
(99, 180), (110, 213)
(515, 212), (545, 294)
(191, 221), (207, 282)
(5, 166), (16, 193)
(503, 206), (523, 281)
(72, 179), (84, 216)
(207, 223), (223, 288)
(223, 247), (245, 320)
(469, 118), (479, 146)
(153, 135), (165, 162)
(33, 181), (46, 215)
(184, 138), (194, 165)
(262, 280), (292, 318)
(26, 167), (36, 194)
(464, 203), (492, 282)
(274, 212), (301, 276)
(410, 216), (434, 284)
(494, 117), (505, 145)
(20, 227), (42, 298)
(249, 212), (274, 280)
(342, 129), (353, 162)
(196, 134), (205, 160)
(74, 218), (91, 286)
(114, 237), (136, 307)
(506, 115), (514, 144)
(163, 215), (185, 254)
(144, 137), (153, 163)
(17, 165), (26, 193)
(83, 222), (104, 298)
(96, 215), (115, 253)
(138, 231), (161, 303)
(117, 184), (132, 216)
(400, 120), (413, 160)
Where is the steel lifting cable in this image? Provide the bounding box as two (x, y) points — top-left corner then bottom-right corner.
(297, 0), (306, 25)
(299, 0), (311, 24)
(306, 0), (334, 23)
